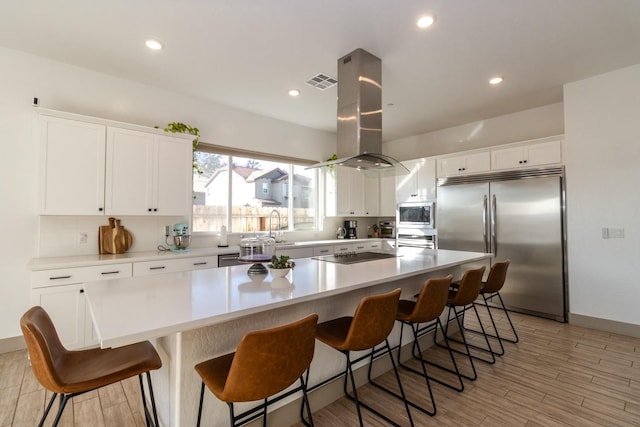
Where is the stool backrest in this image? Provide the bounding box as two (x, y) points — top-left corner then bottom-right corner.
(222, 313), (318, 402)
(344, 288), (401, 351)
(482, 260), (511, 293)
(450, 266), (486, 306)
(410, 275), (453, 323)
(20, 306), (68, 393)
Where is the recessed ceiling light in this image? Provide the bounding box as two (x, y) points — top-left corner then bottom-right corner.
(489, 76), (504, 85)
(417, 15), (436, 28)
(145, 39), (162, 50)
(288, 89), (300, 97)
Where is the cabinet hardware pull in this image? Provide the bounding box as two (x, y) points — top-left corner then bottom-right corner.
(153, 208), (158, 212)
(319, 250), (329, 253)
(193, 262), (207, 266)
(80, 289), (84, 293)
(98, 207), (103, 211)
(50, 275), (71, 280)
(101, 271), (120, 275)
(356, 246), (365, 249)
(150, 266), (166, 270)
(148, 208), (152, 212)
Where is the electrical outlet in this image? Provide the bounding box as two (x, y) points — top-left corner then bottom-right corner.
(78, 231), (88, 244)
(609, 227), (625, 238)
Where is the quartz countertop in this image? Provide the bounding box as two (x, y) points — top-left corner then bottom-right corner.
(26, 238), (393, 270)
(84, 248), (490, 348)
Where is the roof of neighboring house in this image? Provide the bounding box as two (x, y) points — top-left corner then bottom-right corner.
(246, 167), (288, 183)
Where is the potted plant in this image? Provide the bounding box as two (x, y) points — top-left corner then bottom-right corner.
(268, 255), (295, 277)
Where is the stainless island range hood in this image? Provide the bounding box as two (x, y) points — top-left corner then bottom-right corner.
(308, 49), (408, 177)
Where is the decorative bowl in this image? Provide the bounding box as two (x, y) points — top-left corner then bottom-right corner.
(269, 267), (291, 278)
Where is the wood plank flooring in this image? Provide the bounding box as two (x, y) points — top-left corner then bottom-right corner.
(2, 311), (639, 426)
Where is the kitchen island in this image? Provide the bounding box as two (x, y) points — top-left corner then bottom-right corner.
(84, 248), (490, 427)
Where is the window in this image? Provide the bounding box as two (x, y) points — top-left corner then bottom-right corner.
(192, 146), (318, 233)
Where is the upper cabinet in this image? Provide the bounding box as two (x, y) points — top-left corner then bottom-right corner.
(491, 139), (562, 171)
(105, 128), (192, 216)
(397, 158), (436, 202)
(39, 116), (107, 215)
(39, 112), (192, 217)
(329, 168), (379, 217)
(436, 152), (490, 178)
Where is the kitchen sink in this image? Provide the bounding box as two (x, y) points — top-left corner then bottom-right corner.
(312, 251), (399, 265)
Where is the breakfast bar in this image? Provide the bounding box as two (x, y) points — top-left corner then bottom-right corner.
(84, 248), (490, 427)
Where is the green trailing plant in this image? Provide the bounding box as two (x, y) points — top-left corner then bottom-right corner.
(268, 255), (295, 269)
(326, 153), (337, 176)
(157, 122), (202, 174)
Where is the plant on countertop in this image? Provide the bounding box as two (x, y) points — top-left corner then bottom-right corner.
(156, 122), (202, 174)
(268, 255), (295, 269)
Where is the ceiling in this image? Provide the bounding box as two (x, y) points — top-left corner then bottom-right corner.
(1, 0), (639, 142)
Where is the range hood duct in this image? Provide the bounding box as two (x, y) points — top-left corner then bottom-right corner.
(308, 48), (408, 177)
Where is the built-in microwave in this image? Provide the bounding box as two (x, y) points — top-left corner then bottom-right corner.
(397, 201), (435, 229)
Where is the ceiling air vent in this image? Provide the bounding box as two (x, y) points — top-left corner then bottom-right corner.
(305, 73), (337, 90)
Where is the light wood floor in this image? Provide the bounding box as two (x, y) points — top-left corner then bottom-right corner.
(2, 310), (639, 426)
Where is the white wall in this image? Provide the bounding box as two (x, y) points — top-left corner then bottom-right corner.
(0, 46), (335, 340)
(564, 64), (640, 326)
(383, 102), (564, 160)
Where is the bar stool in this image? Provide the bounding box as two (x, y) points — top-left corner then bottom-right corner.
(194, 314), (318, 427)
(464, 260), (518, 353)
(438, 266), (494, 381)
(20, 306), (162, 427)
(394, 275), (462, 416)
(314, 288), (414, 427)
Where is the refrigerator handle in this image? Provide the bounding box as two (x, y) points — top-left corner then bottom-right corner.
(492, 194), (497, 255)
(483, 195), (489, 253)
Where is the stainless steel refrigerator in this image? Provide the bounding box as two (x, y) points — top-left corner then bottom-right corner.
(437, 167), (567, 322)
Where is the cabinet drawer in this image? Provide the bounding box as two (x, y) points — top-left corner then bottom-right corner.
(31, 263), (132, 288)
(133, 256), (217, 276)
(313, 246), (333, 256)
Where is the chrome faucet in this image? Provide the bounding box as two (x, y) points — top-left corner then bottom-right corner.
(269, 209), (281, 240)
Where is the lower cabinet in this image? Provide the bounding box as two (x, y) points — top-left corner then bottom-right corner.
(31, 284), (87, 349)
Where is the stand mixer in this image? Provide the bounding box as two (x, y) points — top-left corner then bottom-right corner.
(167, 223), (191, 251)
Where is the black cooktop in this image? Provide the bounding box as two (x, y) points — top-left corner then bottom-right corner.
(312, 251), (399, 265)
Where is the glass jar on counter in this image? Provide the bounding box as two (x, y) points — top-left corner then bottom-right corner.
(239, 235), (276, 275)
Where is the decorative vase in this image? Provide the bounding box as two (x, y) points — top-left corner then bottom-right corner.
(269, 267), (291, 278)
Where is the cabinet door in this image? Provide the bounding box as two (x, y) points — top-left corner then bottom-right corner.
(526, 140), (562, 167)
(155, 135), (193, 216)
(364, 176), (379, 216)
(336, 168), (365, 216)
(417, 158), (436, 200)
(31, 284), (86, 349)
(379, 176), (396, 216)
(437, 156), (465, 177)
(491, 146), (525, 170)
(397, 159), (420, 202)
(105, 127), (155, 215)
(464, 152), (491, 174)
(39, 116), (106, 215)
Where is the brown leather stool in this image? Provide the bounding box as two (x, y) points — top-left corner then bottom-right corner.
(395, 275), (463, 416)
(20, 306), (162, 427)
(437, 266), (494, 380)
(314, 289), (414, 427)
(463, 260), (518, 354)
(194, 314), (318, 427)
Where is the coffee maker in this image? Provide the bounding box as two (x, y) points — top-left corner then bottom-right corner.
(344, 220), (357, 239)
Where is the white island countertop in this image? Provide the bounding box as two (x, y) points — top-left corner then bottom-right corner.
(85, 248), (490, 349)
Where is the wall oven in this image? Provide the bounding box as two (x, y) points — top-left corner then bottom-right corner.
(397, 201), (434, 229)
(396, 228), (436, 249)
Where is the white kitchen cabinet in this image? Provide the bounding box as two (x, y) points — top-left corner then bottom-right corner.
(313, 245), (333, 256)
(364, 176), (379, 216)
(379, 176), (396, 216)
(491, 139), (562, 171)
(335, 167), (366, 216)
(30, 263), (133, 349)
(38, 116), (106, 215)
(31, 284), (86, 349)
(274, 247), (313, 259)
(105, 127), (192, 216)
(437, 152), (490, 177)
(133, 255), (218, 276)
(397, 158), (436, 202)
(333, 242), (355, 254)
